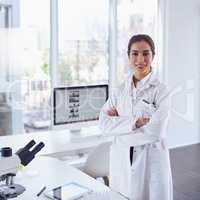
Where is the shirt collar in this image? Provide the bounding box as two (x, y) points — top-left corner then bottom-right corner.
(126, 69), (159, 92)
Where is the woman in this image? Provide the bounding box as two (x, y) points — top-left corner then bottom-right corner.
(99, 34), (173, 200)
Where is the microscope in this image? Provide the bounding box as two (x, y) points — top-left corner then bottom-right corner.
(0, 140), (45, 199)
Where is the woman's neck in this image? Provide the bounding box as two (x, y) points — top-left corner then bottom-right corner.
(132, 76), (140, 88)
(133, 70), (151, 88)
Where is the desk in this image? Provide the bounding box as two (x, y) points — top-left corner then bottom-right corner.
(0, 126), (111, 157)
(0, 126), (113, 170)
(14, 156), (125, 200)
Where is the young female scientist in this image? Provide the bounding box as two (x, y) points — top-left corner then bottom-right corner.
(99, 34), (173, 200)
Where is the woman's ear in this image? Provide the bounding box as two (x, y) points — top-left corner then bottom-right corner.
(128, 56), (132, 66)
(152, 54), (155, 61)
(127, 54), (130, 61)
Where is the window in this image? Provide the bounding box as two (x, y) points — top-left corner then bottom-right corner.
(0, 0), (159, 134)
(0, 4), (12, 28)
(117, 0), (158, 83)
(57, 0), (109, 86)
(0, 0), (50, 134)
(20, 0), (51, 132)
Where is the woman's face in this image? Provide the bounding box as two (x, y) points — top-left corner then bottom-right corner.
(128, 40), (154, 77)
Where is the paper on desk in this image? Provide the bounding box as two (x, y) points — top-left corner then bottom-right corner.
(80, 190), (128, 200)
(44, 182), (92, 200)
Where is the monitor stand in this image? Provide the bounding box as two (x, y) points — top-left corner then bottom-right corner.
(69, 128), (82, 141)
(52, 121), (100, 142)
(70, 128), (82, 134)
(69, 124), (101, 142)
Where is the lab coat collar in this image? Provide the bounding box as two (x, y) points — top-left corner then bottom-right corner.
(145, 71), (160, 87)
(126, 69), (159, 93)
(136, 72), (152, 88)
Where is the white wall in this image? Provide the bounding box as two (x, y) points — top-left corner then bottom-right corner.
(164, 0), (200, 148)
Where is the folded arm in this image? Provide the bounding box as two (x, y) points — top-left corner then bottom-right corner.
(99, 89), (138, 135)
(114, 86), (171, 147)
(99, 85), (171, 147)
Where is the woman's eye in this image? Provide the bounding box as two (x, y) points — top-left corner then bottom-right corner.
(143, 52), (150, 56)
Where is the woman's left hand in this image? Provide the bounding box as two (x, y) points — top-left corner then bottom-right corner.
(107, 108), (119, 116)
(135, 117), (150, 128)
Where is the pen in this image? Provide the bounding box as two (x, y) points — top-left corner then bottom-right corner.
(37, 186), (46, 197)
(142, 99), (150, 104)
(142, 99), (156, 108)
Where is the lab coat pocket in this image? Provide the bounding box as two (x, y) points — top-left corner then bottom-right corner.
(130, 148), (148, 199)
(148, 144), (168, 168)
(141, 101), (156, 118)
(134, 100), (156, 119)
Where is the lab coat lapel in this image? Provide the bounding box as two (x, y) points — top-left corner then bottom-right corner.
(139, 72), (159, 91)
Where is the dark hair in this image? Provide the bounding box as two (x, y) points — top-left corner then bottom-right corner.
(127, 34), (155, 56)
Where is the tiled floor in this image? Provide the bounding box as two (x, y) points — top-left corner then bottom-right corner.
(170, 143), (200, 200)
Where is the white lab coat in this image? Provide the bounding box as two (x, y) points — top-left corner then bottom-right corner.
(99, 71), (173, 200)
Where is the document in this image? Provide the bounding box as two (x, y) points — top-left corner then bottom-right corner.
(44, 182), (92, 200)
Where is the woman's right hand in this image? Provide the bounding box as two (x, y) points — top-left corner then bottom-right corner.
(135, 117), (150, 128)
(107, 108), (119, 117)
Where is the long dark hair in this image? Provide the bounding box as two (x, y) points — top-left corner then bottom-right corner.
(127, 34), (155, 56)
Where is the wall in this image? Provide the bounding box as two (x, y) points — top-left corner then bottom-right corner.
(164, 0), (200, 148)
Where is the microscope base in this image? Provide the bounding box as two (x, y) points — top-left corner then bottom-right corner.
(0, 184), (25, 199)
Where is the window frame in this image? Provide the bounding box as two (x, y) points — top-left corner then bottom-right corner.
(49, 0), (161, 129)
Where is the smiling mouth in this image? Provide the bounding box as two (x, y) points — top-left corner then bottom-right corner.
(137, 65), (146, 69)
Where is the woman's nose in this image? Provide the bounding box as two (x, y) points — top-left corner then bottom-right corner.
(137, 54), (145, 62)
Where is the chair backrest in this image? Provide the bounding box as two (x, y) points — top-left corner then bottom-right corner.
(83, 141), (112, 178)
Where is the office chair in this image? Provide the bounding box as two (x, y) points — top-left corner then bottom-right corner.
(82, 141), (112, 186)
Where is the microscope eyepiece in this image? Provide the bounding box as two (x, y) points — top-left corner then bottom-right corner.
(16, 140), (45, 166)
(31, 142), (45, 155)
(22, 140), (36, 151)
(0, 147), (12, 157)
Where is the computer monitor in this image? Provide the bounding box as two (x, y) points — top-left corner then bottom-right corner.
(53, 84), (108, 127)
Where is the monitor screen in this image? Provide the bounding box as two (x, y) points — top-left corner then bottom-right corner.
(53, 84), (108, 125)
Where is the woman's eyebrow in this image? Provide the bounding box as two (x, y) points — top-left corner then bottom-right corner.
(131, 50), (139, 52)
(131, 49), (151, 52)
(143, 49), (151, 52)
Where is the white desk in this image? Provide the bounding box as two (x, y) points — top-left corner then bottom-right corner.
(0, 126), (113, 170)
(0, 126), (111, 157)
(13, 156), (125, 200)
(0, 127), (123, 199)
